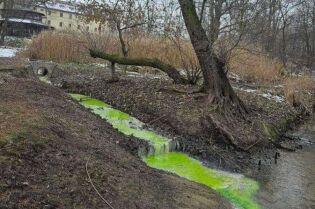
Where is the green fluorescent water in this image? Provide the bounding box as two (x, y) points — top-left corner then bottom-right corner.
(70, 93), (261, 209)
(144, 153), (260, 209)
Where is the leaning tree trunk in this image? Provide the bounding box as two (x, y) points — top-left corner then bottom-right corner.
(178, 0), (246, 113)
(89, 49), (188, 84)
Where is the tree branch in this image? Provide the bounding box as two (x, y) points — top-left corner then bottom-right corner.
(89, 49), (189, 84)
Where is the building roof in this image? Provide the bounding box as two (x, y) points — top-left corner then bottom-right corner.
(0, 8), (46, 16)
(39, 1), (78, 13)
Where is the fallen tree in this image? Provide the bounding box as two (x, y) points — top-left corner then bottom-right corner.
(89, 49), (189, 84)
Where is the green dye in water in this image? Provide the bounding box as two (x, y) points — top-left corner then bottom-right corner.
(144, 152), (260, 209)
(70, 93), (261, 209)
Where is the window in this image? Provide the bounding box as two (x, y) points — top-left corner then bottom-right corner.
(59, 22), (63, 27)
(60, 12), (63, 17)
(48, 11), (51, 15)
(77, 25), (81, 29)
(69, 24), (72, 28)
(69, 14), (72, 19)
(40, 8), (44, 11)
(48, 20), (51, 25)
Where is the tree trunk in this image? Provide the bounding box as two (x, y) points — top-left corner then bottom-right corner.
(0, 1), (10, 46)
(89, 49), (189, 84)
(110, 62), (119, 81)
(178, 0), (246, 112)
(116, 23), (128, 57)
(0, 21), (6, 45)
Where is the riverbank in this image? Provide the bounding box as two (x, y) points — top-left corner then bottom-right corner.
(256, 115), (315, 208)
(0, 76), (231, 209)
(46, 62), (310, 174)
(1, 58), (313, 208)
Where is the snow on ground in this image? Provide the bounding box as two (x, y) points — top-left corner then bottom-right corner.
(234, 86), (285, 103)
(0, 18), (47, 26)
(259, 93), (285, 103)
(0, 47), (19, 58)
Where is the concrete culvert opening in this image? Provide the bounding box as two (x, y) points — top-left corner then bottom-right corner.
(37, 67), (48, 77)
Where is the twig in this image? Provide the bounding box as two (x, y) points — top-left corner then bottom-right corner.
(85, 158), (115, 209)
(147, 115), (167, 125)
(271, 142), (296, 152)
(244, 138), (263, 151)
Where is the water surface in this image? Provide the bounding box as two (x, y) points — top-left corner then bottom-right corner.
(70, 93), (261, 209)
(256, 116), (315, 209)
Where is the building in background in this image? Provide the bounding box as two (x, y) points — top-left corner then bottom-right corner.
(0, 0), (105, 39)
(0, 1), (49, 37)
(34, 0), (105, 34)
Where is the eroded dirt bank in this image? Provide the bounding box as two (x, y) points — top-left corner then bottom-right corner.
(0, 76), (232, 209)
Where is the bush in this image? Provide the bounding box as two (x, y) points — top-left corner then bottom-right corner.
(23, 30), (88, 63)
(24, 31), (285, 84)
(228, 46), (284, 83)
(283, 76), (315, 106)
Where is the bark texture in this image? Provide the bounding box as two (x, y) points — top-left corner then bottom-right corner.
(178, 0), (246, 113)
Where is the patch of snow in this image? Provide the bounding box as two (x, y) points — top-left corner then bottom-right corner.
(259, 93), (284, 103)
(93, 63), (107, 68)
(234, 86), (257, 93)
(228, 72), (241, 82)
(242, 88), (257, 93)
(0, 47), (18, 57)
(0, 18), (47, 26)
(41, 2), (77, 13)
(274, 84), (284, 88)
(127, 71), (144, 78)
(234, 86), (285, 103)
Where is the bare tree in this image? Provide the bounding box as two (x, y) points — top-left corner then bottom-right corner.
(0, 0), (14, 45)
(178, 0), (247, 113)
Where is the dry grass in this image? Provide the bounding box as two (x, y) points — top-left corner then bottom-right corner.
(127, 36), (194, 67)
(24, 31), (196, 66)
(23, 30), (88, 63)
(0, 102), (39, 140)
(228, 47), (284, 83)
(24, 31), (286, 84)
(283, 76), (315, 105)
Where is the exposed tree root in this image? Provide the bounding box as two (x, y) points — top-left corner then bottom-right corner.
(272, 142), (296, 152)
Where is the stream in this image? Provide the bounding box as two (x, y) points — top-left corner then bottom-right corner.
(70, 93), (315, 209)
(70, 93), (260, 209)
(256, 116), (315, 209)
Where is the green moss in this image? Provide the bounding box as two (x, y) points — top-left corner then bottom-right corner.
(259, 121), (279, 141)
(70, 93), (261, 209)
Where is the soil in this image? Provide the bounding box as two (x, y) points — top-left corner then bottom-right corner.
(0, 75), (232, 209)
(0, 57), (309, 208)
(48, 63), (308, 174)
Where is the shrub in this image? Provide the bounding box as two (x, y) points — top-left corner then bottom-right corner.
(228, 46), (284, 83)
(283, 76), (315, 106)
(23, 30), (88, 63)
(24, 31), (285, 84)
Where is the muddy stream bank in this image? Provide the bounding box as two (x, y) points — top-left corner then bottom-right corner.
(70, 93), (260, 209)
(256, 116), (315, 209)
(70, 93), (315, 209)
